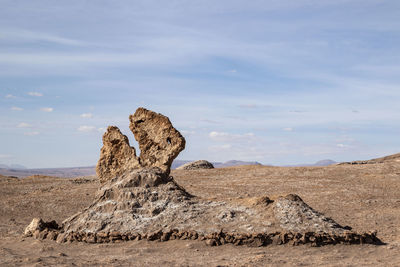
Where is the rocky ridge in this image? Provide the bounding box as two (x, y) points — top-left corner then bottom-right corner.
(339, 153), (400, 165)
(176, 160), (214, 170)
(25, 107), (381, 247)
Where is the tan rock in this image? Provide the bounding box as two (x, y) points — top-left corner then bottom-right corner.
(24, 218), (44, 237)
(96, 108), (185, 183)
(96, 126), (140, 183)
(129, 107), (185, 176)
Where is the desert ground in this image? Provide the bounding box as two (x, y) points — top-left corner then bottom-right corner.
(1, 163), (400, 266)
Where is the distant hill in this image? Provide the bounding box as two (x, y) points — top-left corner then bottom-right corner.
(0, 160), (263, 178)
(213, 160), (262, 168)
(0, 166), (96, 178)
(0, 164), (27, 169)
(173, 160), (262, 169)
(171, 160), (191, 169)
(283, 159), (337, 167)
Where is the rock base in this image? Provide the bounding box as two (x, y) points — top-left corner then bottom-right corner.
(30, 227), (381, 247)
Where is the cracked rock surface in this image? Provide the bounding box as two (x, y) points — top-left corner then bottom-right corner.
(97, 108), (185, 184)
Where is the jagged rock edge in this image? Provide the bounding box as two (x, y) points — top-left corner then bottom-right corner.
(28, 227), (381, 247)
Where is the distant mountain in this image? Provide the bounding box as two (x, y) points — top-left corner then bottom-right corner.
(172, 160), (262, 169)
(171, 160), (191, 169)
(9, 164), (27, 169)
(283, 159), (337, 167)
(0, 164), (27, 169)
(0, 166), (95, 178)
(313, 160), (337, 166)
(213, 160), (262, 168)
(0, 159), (263, 178)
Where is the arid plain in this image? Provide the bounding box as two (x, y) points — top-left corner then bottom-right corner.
(1, 162), (399, 266)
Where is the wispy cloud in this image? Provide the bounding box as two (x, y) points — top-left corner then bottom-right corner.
(77, 125), (97, 133)
(200, 119), (220, 124)
(0, 28), (86, 46)
(17, 122), (31, 128)
(181, 130), (196, 136)
(208, 144), (232, 151)
(28, 92), (43, 97)
(209, 131), (255, 142)
(238, 104), (273, 109)
(40, 107), (53, 112)
(24, 131), (40, 136)
(0, 154), (12, 159)
(11, 106), (23, 111)
(97, 127), (106, 133)
(80, 113), (93, 118)
(283, 127), (293, 132)
(5, 94), (15, 98)
(336, 143), (351, 149)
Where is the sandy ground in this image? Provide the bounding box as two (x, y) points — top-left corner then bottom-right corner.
(1, 163), (400, 266)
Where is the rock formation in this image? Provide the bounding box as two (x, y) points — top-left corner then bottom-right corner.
(177, 160), (214, 170)
(96, 126), (140, 183)
(96, 108), (185, 183)
(25, 107), (381, 247)
(129, 107), (185, 175)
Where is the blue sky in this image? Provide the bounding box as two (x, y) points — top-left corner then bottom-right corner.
(1, 0), (400, 168)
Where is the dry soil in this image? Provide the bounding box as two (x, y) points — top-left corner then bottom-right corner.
(1, 163), (399, 266)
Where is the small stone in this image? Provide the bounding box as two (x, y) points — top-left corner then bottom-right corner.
(110, 231), (121, 237)
(24, 218), (44, 237)
(47, 231), (58, 241)
(56, 233), (67, 243)
(205, 239), (217, 246)
(32, 230), (41, 239)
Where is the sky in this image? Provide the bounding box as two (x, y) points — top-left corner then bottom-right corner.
(1, 0), (400, 168)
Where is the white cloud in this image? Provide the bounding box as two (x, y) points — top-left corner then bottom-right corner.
(181, 130), (196, 136)
(28, 92), (43, 97)
(11, 106), (23, 111)
(1, 28), (86, 46)
(77, 125), (96, 132)
(238, 104), (258, 109)
(0, 154), (12, 159)
(209, 144), (232, 150)
(228, 69), (237, 73)
(209, 131), (229, 139)
(24, 131), (40, 136)
(97, 127), (106, 133)
(80, 113), (93, 118)
(283, 127), (293, 132)
(200, 119), (220, 124)
(211, 144), (232, 150)
(17, 122), (31, 128)
(40, 107), (53, 112)
(336, 143), (350, 148)
(238, 104), (273, 109)
(209, 131), (255, 141)
(5, 94), (15, 98)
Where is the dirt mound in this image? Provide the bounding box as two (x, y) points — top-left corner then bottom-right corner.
(25, 107), (381, 247)
(177, 160), (214, 170)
